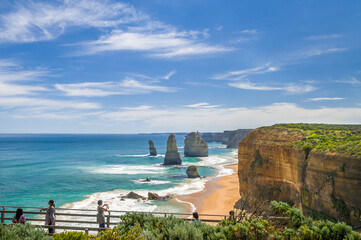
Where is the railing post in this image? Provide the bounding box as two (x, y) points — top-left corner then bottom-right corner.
(1, 207), (4, 224)
(85, 228), (89, 235)
(106, 211), (110, 228)
(164, 213), (167, 218)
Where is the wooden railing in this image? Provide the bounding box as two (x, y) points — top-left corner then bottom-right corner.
(1, 206), (229, 234)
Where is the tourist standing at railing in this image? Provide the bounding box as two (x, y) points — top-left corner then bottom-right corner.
(40, 200), (56, 234)
(12, 208), (26, 224)
(228, 210), (236, 223)
(192, 212), (200, 222)
(97, 200), (108, 231)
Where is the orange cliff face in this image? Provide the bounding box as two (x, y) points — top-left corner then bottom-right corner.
(237, 127), (361, 228)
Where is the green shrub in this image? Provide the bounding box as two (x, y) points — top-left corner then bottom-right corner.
(53, 231), (90, 240)
(289, 207), (305, 228)
(281, 227), (298, 240)
(271, 200), (291, 216)
(52, 226), (144, 240)
(118, 212), (226, 240)
(96, 225), (144, 240)
(0, 223), (51, 240)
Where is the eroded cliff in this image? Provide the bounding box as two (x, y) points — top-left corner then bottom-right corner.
(237, 124), (361, 227)
(201, 129), (252, 148)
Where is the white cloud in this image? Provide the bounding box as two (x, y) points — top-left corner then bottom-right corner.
(282, 84), (316, 94)
(0, 82), (47, 96)
(184, 102), (219, 108)
(0, 0), (143, 43)
(78, 30), (233, 58)
(306, 34), (341, 40)
(301, 48), (346, 58)
(162, 71), (176, 80)
(229, 81), (281, 91)
(0, 97), (101, 109)
(214, 64), (315, 94)
(122, 105), (153, 110)
(229, 81), (316, 94)
(216, 25), (223, 31)
(213, 64), (278, 81)
(0, 60), (50, 96)
(215, 46), (346, 81)
(1, 1), (233, 58)
(307, 97), (346, 101)
(11, 110), (105, 120)
(3, 101), (361, 132)
(335, 77), (361, 85)
(240, 29), (258, 34)
(0, 59), (18, 67)
(55, 78), (176, 97)
(101, 103), (361, 132)
(0, 68), (50, 82)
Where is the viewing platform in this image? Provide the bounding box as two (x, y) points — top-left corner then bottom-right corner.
(1, 205), (230, 234)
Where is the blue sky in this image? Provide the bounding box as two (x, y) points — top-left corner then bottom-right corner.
(0, 0), (360, 133)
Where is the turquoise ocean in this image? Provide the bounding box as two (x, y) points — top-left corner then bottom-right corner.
(0, 133), (237, 214)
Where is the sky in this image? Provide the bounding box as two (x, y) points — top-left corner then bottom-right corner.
(0, 0), (360, 133)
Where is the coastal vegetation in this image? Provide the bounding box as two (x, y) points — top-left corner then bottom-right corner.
(268, 123), (361, 157)
(0, 223), (51, 239)
(2, 202), (359, 239)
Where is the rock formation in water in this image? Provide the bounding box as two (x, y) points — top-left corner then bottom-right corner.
(140, 177), (151, 182)
(163, 134), (182, 165)
(186, 165), (200, 178)
(149, 140), (157, 156)
(237, 125), (361, 227)
(184, 132), (208, 157)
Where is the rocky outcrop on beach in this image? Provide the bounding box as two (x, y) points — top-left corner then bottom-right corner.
(148, 192), (162, 200)
(123, 191), (146, 200)
(163, 134), (182, 165)
(237, 126), (361, 227)
(148, 192), (173, 200)
(149, 140), (157, 156)
(184, 132), (208, 157)
(186, 165), (200, 178)
(201, 129), (252, 148)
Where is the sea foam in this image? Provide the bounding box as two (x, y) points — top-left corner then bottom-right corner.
(86, 165), (164, 175)
(67, 149), (237, 211)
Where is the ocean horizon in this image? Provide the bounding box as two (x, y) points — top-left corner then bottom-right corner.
(0, 133), (237, 215)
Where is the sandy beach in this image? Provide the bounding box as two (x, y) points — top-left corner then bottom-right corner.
(178, 164), (240, 219)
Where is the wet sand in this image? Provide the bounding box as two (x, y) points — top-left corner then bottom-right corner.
(178, 164), (240, 219)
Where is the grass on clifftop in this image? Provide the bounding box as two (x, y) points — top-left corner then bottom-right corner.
(272, 123), (361, 157)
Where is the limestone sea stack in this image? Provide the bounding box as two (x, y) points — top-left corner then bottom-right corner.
(184, 132), (208, 157)
(163, 134), (182, 165)
(149, 140), (157, 156)
(186, 165), (200, 178)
